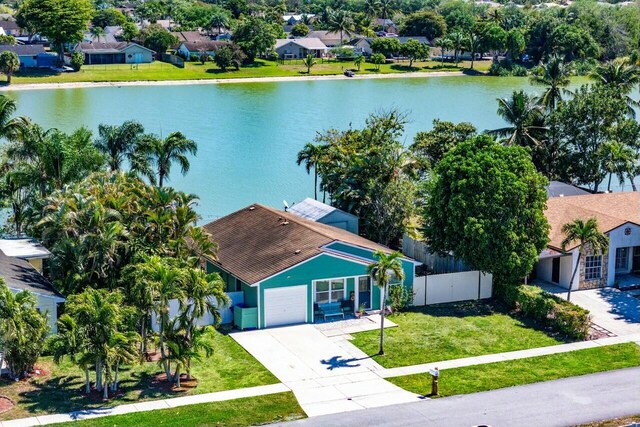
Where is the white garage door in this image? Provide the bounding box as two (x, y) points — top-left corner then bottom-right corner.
(264, 285), (308, 328)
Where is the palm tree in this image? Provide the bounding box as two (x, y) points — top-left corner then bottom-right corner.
(354, 54), (364, 71)
(434, 37), (453, 66)
(590, 59), (640, 117)
(49, 314), (94, 394)
(448, 31), (465, 63)
(561, 218), (609, 301)
(489, 90), (547, 147)
(94, 120), (145, 172)
(303, 53), (317, 74)
(138, 132), (197, 187)
(529, 54), (573, 111)
(90, 26), (106, 43)
(327, 9), (354, 45)
(297, 142), (325, 200)
(364, 0), (380, 19)
(377, 0), (396, 27)
(0, 95), (28, 140)
(465, 33), (482, 70)
(600, 140), (637, 192)
(367, 250), (405, 355)
(210, 9), (230, 35)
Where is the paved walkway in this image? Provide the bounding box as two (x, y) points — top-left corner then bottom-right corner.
(538, 284), (640, 336)
(277, 367), (640, 427)
(231, 324), (420, 417)
(2, 383), (289, 427)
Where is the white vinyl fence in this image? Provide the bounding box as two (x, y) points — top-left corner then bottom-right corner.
(151, 291), (243, 332)
(412, 271), (493, 306)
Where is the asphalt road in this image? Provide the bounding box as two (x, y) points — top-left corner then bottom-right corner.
(276, 367), (640, 427)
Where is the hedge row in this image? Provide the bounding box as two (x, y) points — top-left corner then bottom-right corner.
(500, 284), (591, 340)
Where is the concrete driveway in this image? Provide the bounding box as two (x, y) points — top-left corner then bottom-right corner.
(540, 284), (640, 336)
(231, 324), (420, 417)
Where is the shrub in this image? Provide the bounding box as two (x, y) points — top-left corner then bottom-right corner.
(489, 62), (509, 76)
(500, 284), (591, 339)
(70, 52), (84, 71)
(572, 58), (596, 76)
(511, 64), (528, 76)
(388, 283), (413, 313)
(189, 54), (199, 62)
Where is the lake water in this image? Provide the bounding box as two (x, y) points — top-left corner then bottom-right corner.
(6, 76), (587, 222)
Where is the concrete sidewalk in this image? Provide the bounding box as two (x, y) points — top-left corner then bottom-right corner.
(2, 383), (289, 427)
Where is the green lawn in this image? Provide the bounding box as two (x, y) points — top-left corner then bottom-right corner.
(387, 343), (640, 397)
(351, 301), (569, 368)
(8, 58), (491, 85)
(45, 392), (305, 427)
(0, 327), (278, 421)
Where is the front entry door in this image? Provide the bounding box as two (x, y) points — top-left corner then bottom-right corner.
(358, 277), (371, 309)
(633, 247), (640, 272)
(551, 257), (560, 283)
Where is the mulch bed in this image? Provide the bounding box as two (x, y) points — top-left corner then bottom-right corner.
(151, 373), (198, 392)
(0, 396), (15, 413)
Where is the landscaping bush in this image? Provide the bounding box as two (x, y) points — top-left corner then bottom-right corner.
(70, 52), (84, 71)
(500, 284), (591, 340)
(489, 62), (509, 76)
(511, 64), (528, 76)
(388, 283), (414, 313)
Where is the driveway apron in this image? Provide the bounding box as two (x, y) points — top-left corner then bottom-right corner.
(231, 324), (421, 416)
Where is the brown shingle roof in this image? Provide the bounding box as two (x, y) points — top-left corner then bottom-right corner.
(202, 204), (391, 284)
(545, 192), (640, 250)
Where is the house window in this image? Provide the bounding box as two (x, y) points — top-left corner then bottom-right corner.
(315, 279), (345, 304)
(584, 255), (602, 280)
(615, 247), (629, 270)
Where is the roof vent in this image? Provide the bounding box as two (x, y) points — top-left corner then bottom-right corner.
(282, 221), (289, 225)
(249, 206), (255, 210)
(294, 249), (301, 254)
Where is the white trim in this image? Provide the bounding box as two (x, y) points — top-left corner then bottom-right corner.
(312, 277), (347, 304)
(322, 241), (421, 265)
(256, 282), (261, 329)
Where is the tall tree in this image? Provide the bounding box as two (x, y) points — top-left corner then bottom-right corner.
(327, 9), (354, 45)
(297, 142), (325, 200)
(561, 218), (608, 301)
(590, 59), (640, 118)
(0, 51), (20, 84)
(17, 0), (94, 64)
(423, 135), (549, 284)
(138, 132), (197, 187)
(367, 250), (404, 355)
(529, 54), (573, 112)
(94, 120), (145, 172)
(489, 90), (546, 147)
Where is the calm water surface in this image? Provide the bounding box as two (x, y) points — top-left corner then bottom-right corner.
(6, 76), (583, 221)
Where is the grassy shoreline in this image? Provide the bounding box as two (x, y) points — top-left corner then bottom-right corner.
(2, 58), (491, 88)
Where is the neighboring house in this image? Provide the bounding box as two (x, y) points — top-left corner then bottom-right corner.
(0, 45), (55, 68)
(351, 36), (431, 56)
(546, 181), (591, 198)
(177, 40), (229, 58)
(171, 31), (208, 44)
(0, 238), (51, 273)
(274, 38), (327, 59)
(75, 42), (154, 64)
(306, 30), (351, 47)
(0, 20), (23, 36)
(201, 204), (417, 329)
(0, 249), (64, 334)
(282, 14), (315, 25)
(104, 26), (124, 39)
(83, 32), (118, 43)
(374, 19), (398, 34)
(287, 198), (358, 234)
(535, 192), (640, 291)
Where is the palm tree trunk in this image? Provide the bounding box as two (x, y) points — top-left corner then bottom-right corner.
(112, 364), (119, 391)
(608, 173), (612, 192)
(159, 315), (171, 380)
(378, 283), (386, 355)
(141, 315), (147, 354)
(630, 173), (637, 191)
(471, 52), (474, 69)
(84, 367), (91, 394)
(314, 170), (318, 200)
(174, 364), (181, 387)
(7, 72), (11, 84)
(567, 252), (581, 302)
(95, 358), (103, 392)
(103, 378), (109, 399)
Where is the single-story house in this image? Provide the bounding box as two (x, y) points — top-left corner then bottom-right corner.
(351, 36), (431, 56)
(535, 191), (640, 291)
(0, 45), (56, 68)
(171, 31), (208, 44)
(0, 249), (64, 333)
(546, 180), (591, 198)
(201, 204), (417, 329)
(274, 38), (327, 59)
(306, 30), (351, 47)
(288, 198), (358, 234)
(374, 18), (397, 34)
(83, 32), (118, 44)
(177, 40), (229, 58)
(75, 42), (154, 64)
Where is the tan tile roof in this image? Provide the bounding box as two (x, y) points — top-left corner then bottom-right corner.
(202, 204), (391, 285)
(545, 192), (640, 250)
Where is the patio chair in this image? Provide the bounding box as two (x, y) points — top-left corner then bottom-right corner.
(313, 303), (323, 319)
(341, 299), (354, 316)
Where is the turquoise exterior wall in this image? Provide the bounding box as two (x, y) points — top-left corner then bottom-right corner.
(242, 282), (257, 307)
